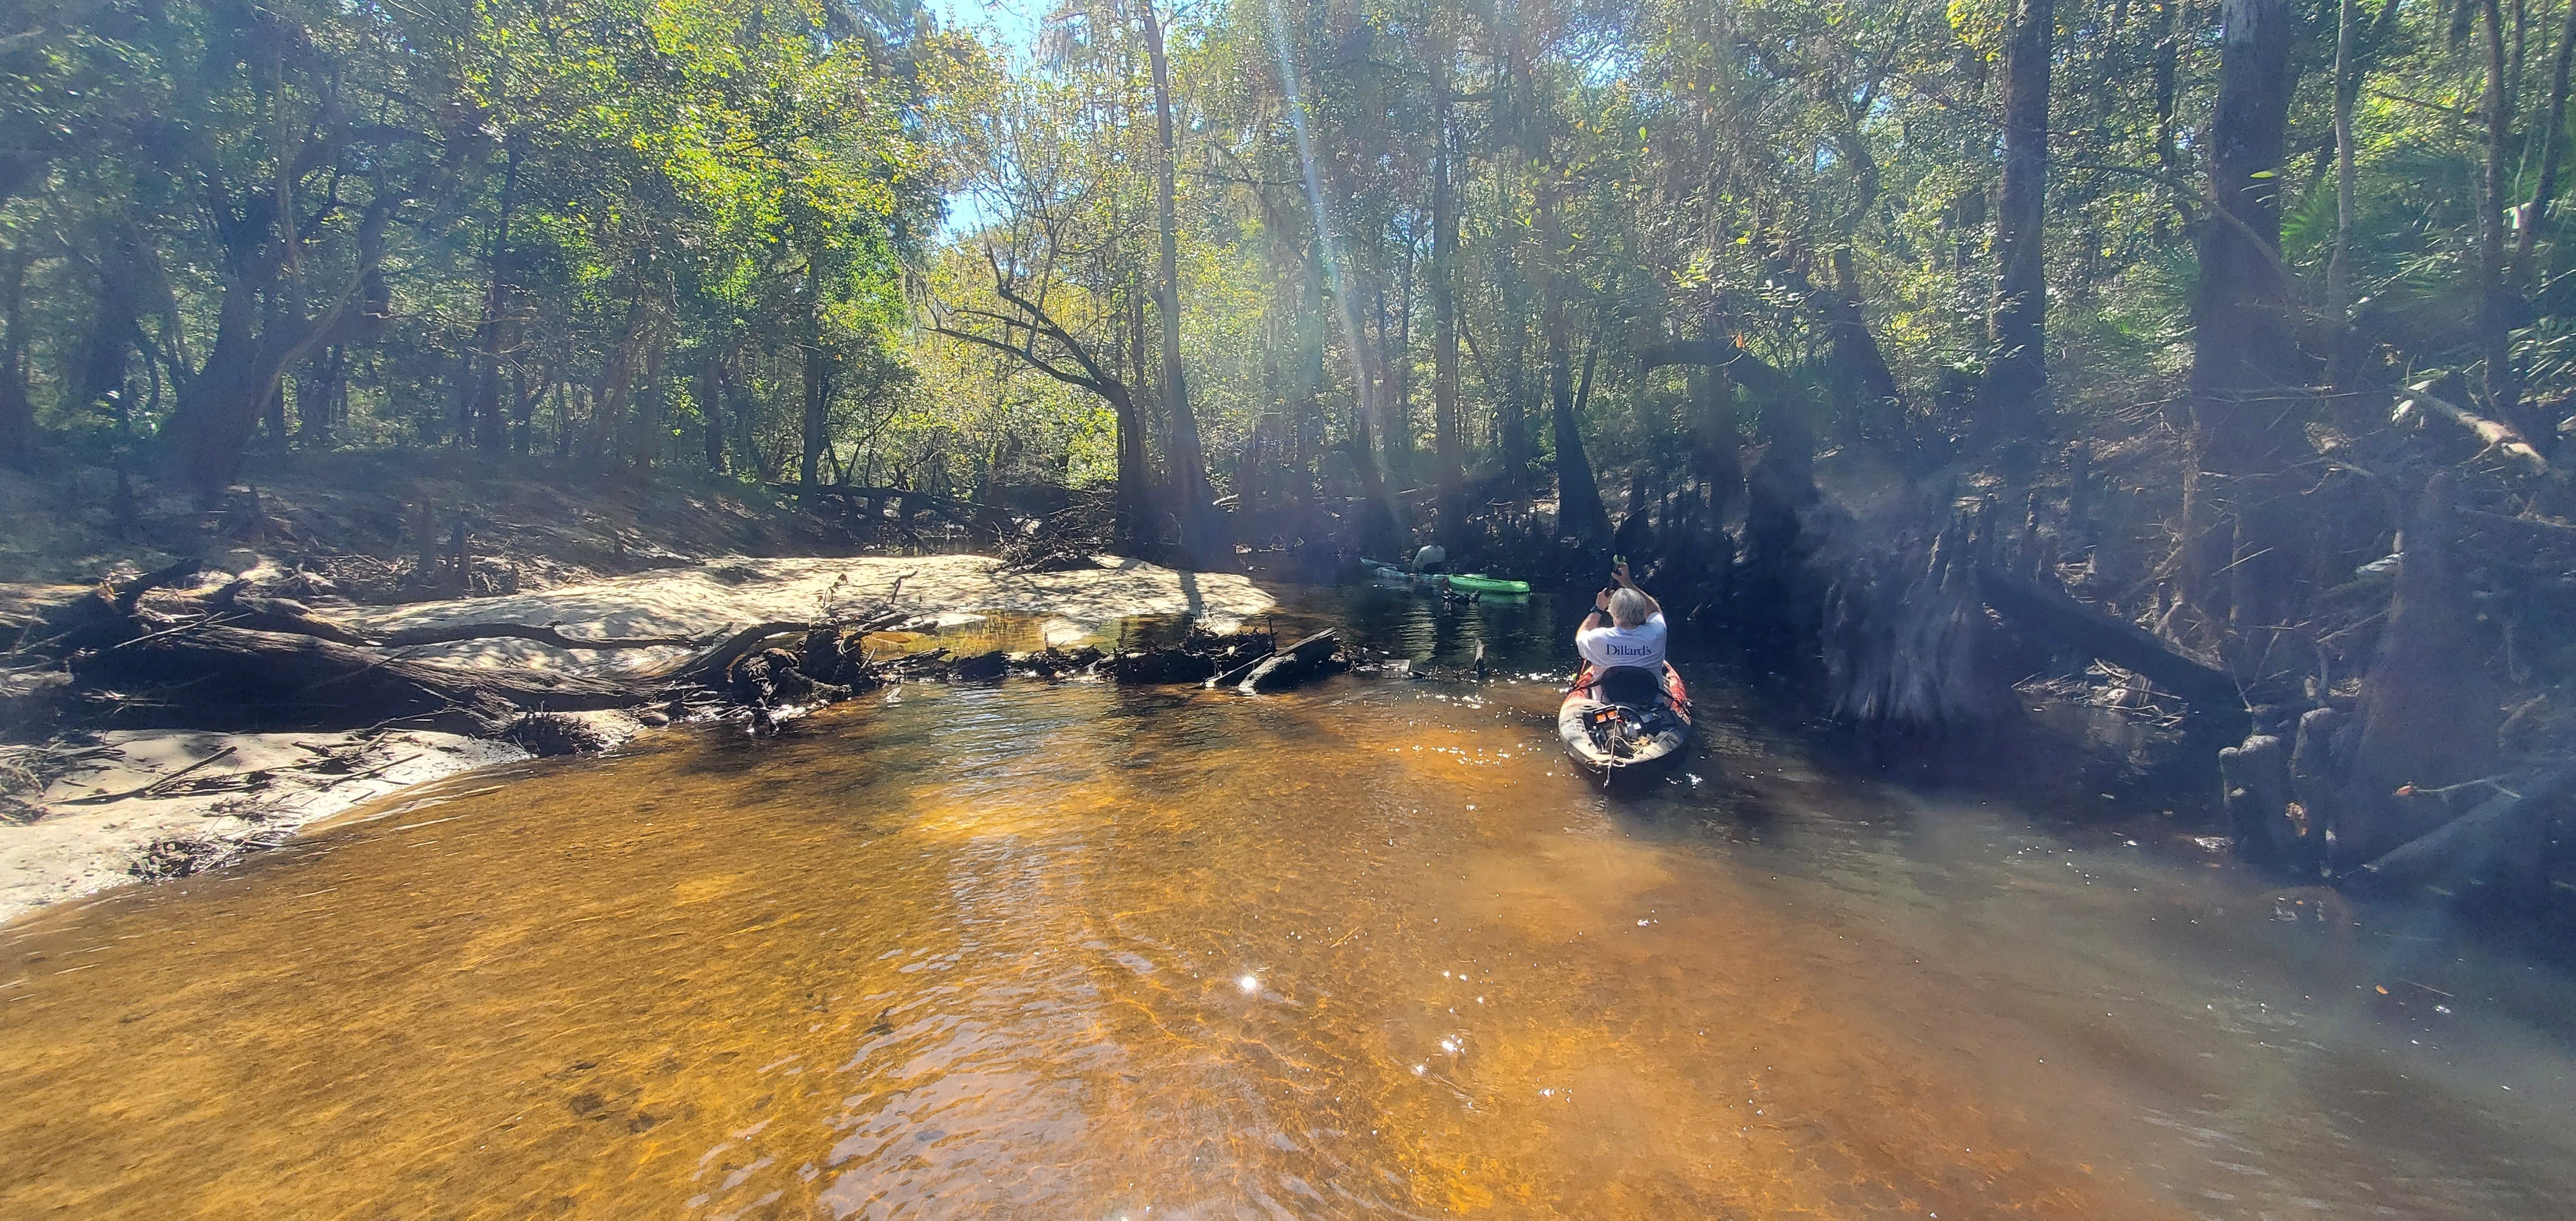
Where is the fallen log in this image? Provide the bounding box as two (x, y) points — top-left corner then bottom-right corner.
(1236, 630), (1344, 694)
(1206, 647), (1276, 689)
(2398, 382), (2557, 479)
(211, 595), (376, 646)
(650, 620), (809, 688)
(378, 622), (711, 651)
(2337, 758), (2576, 898)
(72, 624), (646, 733)
(1974, 564), (2247, 723)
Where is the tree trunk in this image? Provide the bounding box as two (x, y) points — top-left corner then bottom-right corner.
(2339, 474), (2503, 867)
(2482, 0), (2524, 424)
(1142, 0), (1213, 561)
(1980, 0), (2054, 460)
(1430, 45), (1467, 539)
(1540, 187), (1610, 544)
(261, 381), (287, 446)
(2512, 0), (2576, 280)
(1489, 78), (1532, 499)
(74, 278), (138, 423)
(1553, 329), (1611, 545)
(2328, 0), (2360, 319)
(1385, 236), (1415, 470)
(159, 201), (398, 495)
(696, 357), (726, 472)
(1493, 242), (1532, 497)
(2154, 0), (2182, 177)
(2183, 0), (2307, 643)
(470, 141), (519, 451)
(1692, 313), (1745, 528)
(799, 325), (833, 497)
(296, 347), (343, 449)
(0, 240), (33, 457)
(1817, 248), (1907, 438)
(1120, 286), (1154, 541)
(633, 335), (667, 470)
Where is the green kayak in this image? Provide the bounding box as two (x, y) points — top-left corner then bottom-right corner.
(1445, 573), (1531, 595)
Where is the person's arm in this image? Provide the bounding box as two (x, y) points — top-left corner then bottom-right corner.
(1581, 585), (1612, 632)
(1612, 561), (1661, 617)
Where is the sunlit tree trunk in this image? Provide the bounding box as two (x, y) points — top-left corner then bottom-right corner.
(1141, 0), (1213, 560)
(1121, 283), (1154, 538)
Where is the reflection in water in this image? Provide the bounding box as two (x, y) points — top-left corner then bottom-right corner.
(3, 593), (2575, 1218)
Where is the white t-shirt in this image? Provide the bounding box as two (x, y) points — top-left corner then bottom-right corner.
(1578, 611), (1667, 670)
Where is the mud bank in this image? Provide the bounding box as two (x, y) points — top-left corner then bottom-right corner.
(1, 553), (1272, 924)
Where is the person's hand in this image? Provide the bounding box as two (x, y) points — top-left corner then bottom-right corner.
(1594, 586), (1612, 611)
(1612, 560), (1632, 585)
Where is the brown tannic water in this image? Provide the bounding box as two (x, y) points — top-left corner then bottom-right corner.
(6, 590), (2576, 1219)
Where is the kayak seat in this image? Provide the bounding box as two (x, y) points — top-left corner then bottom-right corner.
(1592, 665), (1664, 710)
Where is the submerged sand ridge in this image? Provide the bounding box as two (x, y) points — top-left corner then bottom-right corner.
(0, 553), (1273, 923)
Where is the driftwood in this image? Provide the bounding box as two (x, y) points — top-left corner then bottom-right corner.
(1975, 564), (2247, 722)
(2338, 758), (2576, 898)
(1235, 630), (1344, 694)
(215, 596), (377, 646)
(72, 624), (645, 732)
(1206, 646), (1276, 689)
(2398, 382), (2556, 477)
(652, 620), (827, 687)
(772, 484), (1015, 536)
(377, 621), (711, 651)
(50, 746), (243, 806)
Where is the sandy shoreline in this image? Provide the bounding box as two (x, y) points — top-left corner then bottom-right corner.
(1, 553), (1272, 924)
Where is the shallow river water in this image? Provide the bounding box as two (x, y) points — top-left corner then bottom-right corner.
(6, 589), (2576, 1219)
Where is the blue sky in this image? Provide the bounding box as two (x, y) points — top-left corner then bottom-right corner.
(927, 0), (1040, 57)
(925, 0), (1039, 239)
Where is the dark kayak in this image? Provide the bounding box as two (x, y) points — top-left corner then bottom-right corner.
(1557, 662), (1693, 788)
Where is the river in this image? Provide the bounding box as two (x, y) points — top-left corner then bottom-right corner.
(4, 588), (2574, 1219)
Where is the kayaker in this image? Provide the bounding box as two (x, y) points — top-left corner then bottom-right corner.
(1576, 561), (1665, 670)
(1412, 542), (1448, 575)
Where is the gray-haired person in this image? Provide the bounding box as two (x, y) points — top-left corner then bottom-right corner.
(1576, 560), (1666, 670)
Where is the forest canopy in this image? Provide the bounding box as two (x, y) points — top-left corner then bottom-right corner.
(9, 0), (2569, 526)
(23, 0), (2576, 884)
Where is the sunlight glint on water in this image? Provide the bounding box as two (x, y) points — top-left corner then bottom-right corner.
(2, 594), (2573, 1219)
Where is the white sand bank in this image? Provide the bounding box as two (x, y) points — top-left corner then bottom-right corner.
(2, 553), (1273, 925)
(339, 553), (1272, 676)
(2, 730), (528, 922)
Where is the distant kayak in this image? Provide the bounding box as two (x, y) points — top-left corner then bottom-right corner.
(1559, 662), (1693, 788)
(1443, 574), (1530, 595)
